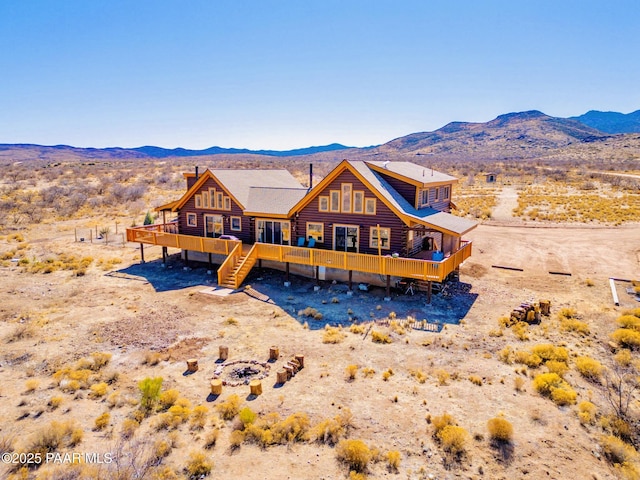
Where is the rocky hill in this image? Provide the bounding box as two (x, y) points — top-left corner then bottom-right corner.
(569, 109), (640, 134)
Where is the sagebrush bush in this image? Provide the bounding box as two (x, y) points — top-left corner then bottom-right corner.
(345, 364), (358, 381)
(349, 324), (365, 334)
(312, 416), (347, 446)
(438, 425), (469, 456)
(190, 405), (209, 430)
(204, 428), (220, 449)
(561, 319), (590, 336)
(94, 412), (110, 431)
(120, 418), (139, 440)
(158, 389), (180, 410)
(138, 377), (163, 412)
(545, 361), (569, 377)
(487, 417), (514, 443)
(611, 329), (640, 349)
(432, 413), (455, 437)
(216, 394), (241, 420)
(600, 434), (639, 466)
(578, 401), (597, 425)
(468, 375), (483, 386)
(184, 451), (213, 479)
(323, 325), (346, 344)
(617, 315), (640, 331)
(27, 420), (83, 457)
(514, 350), (542, 368)
(336, 439), (372, 473)
(89, 382), (108, 398)
(533, 373), (577, 406)
(371, 330), (391, 344)
(575, 356), (603, 381)
(530, 344), (569, 363)
(386, 450), (401, 471)
(239, 407), (256, 426)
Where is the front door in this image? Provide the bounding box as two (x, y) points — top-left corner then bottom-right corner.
(204, 215), (223, 238)
(334, 225), (359, 253)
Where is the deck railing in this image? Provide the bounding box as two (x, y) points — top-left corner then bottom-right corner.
(127, 226), (472, 283)
(217, 243), (242, 287)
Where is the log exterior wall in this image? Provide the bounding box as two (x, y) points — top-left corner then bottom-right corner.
(295, 170), (406, 255)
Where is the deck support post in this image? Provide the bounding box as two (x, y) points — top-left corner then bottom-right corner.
(386, 275), (391, 298)
(286, 262), (290, 281)
(315, 266), (320, 285)
(348, 270), (353, 290)
(184, 250), (189, 268)
(208, 253), (213, 270)
(427, 281), (432, 304)
(140, 243), (145, 263)
(162, 246), (167, 264)
(258, 259), (262, 269)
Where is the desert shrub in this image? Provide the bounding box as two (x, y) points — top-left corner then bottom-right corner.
(386, 450), (401, 471)
(216, 394), (242, 421)
(575, 356), (603, 381)
(558, 308), (578, 319)
(618, 315), (640, 331)
(89, 382), (108, 398)
(143, 350), (163, 366)
(361, 367), (375, 378)
(432, 413), (455, 437)
(530, 344), (569, 363)
(48, 396), (63, 409)
(487, 417), (513, 443)
(94, 412), (110, 431)
(345, 364), (358, 381)
(371, 330), (391, 344)
(436, 369), (450, 386)
(204, 429), (220, 449)
(190, 405), (209, 430)
(438, 425), (469, 456)
(578, 401), (597, 425)
(24, 379), (39, 393)
(514, 350), (542, 368)
(120, 418), (139, 439)
(26, 420), (83, 457)
(389, 320), (406, 335)
(90, 352), (112, 370)
(158, 389), (180, 410)
(498, 346), (514, 364)
(349, 323), (365, 334)
(533, 372), (577, 406)
(545, 361), (569, 377)
(561, 319), (590, 336)
(512, 321), (529, 341)
(615, 349), (633, 367)
(239, 407), (256, 426)
(138, 377), (163, 412)
(184, 451), (213, 479)
(270, 412), (310, 444)
(410, 369), (427, 384)
(468, 375), (483, 386)
(600, 434), (639, 466)
(336, 439), (372, 472)
(611, 329), (640, 349)
(382, 368), (394, 381)
(323, 325), (346, 344)
(514, 376), (526, 392)
(299, 307), (323, 320)
(312, 416), (346, 446)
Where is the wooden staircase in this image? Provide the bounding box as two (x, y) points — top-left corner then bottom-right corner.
(217, 244), (258, 290)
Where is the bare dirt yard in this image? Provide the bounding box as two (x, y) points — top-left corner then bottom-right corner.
(0, 219), (639, 479)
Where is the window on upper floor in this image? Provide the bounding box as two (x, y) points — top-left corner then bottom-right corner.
(419, 189), (429, 207)
(187, 213), (197, 227)
(370, 226), (390, 249)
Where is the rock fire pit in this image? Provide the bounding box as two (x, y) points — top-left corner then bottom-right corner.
(213, 359), (270, 387)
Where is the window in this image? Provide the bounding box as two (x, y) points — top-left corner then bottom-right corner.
(230, 216), (241, 231)
(202, 191), (210, 208)
(257, 220), (290, 245)
(217, 192), (224, 210)
(209, 188), (216, 208)
(433, 188), (439, 201)
(353, 191), (364, 213)
(318, 196), (329, 212)
(341, 183), (352, 212)
(330, 190), (340, 212)
(370, 227), (390, 249)
(443, 186), (450, 199)
(419, 189), (429, 207)
(306, 223), (324, 243)
(364, 198), (376, 215)
(195, 194), (202, 208)
(223, 196), (231, 210)
(187, 213), (197, 227)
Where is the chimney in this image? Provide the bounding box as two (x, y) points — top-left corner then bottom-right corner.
(309, 163), (313, 189)
(195, 166), (199, 180)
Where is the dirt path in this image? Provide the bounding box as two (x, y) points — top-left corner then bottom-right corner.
(490, 186), (519, 222)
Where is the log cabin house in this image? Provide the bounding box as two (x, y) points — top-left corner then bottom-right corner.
(127, 160), (476, 299)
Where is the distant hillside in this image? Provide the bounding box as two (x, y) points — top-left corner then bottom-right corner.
(569, 109), (640, 134)
(132, 142), (352, 158)
(374, 110), (610, 160)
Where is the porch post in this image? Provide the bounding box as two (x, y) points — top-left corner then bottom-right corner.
(162, 246), (167, 264)
(286, 262), (290, 282)
(315, 265), (320, 285)
(386, 275), (391, 298)
(208, 253), (213, 270)
(140, 243), (145, 263)
(184, 250), (189, 268)
(348, 270), (353, 291)
(427, 281), (432, 304)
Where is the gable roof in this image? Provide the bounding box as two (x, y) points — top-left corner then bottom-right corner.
(163, 168), (303, 212)
(289, 160), (476, 237)
(245, 187), (308, 217)
(366, 161), (458, 187)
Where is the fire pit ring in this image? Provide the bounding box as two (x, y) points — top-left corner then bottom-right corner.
(213, 359), (271, 387)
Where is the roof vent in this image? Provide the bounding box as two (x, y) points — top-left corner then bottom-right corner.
(383, 161), (390, 169)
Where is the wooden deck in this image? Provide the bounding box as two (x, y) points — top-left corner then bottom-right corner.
(126, 225), (472, 288)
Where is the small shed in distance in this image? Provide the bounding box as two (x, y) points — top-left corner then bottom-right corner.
(484, 173), (498, 183)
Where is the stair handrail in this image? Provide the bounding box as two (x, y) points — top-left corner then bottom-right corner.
(232, 244), (259, 288)
(217, 242), (242, 286)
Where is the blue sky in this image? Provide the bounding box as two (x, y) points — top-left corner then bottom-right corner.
(1, 1), (638, 150)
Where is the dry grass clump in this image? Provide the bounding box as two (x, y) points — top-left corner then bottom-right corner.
(345, 364), (358, 381)
(514, 350), (542, 368)
(190, 405), (209, 430)
(468, 375), (483, 386)
(511, 321), (530, 341)
(158, 388), (180, 410)
(48, 396), (63, 410)
(311, 410), (352, 446)
(336, 439), (372, 473)
(24, 378), (39, 393)
(386, 450), (401, 471)
(514, 376), (526, 392)
(533, 372), (577, 406)
(389, 320), (406, 335)
(600, 435), (640, 477)
(120, 418), (139, 439)
(371, 330), (391, 344)
(487, 417), (514, 443)
(558, 307), (578, 320)
(25, 253), (94, 276)
(323, 325), (346, 344)
(435, 369), (450, 386)
(577, 401), (597, 425)
(617, 314), (640, 331)
(138, 377), (163, 413)
(438, 425), (470, 457)
(203, 428), (220, 450)
(142, 350), (164, 366)
(561, 318), (590, 336)
(361, 367), (375, 378)
(299, 306), (323, 320)
(349, 323), (365, 334)
(545, 360), (569, 378)
(610, 329), (640, 350)
(410, 369), (427, 384)
(530, 344), (569, 363)
(89, 382), (109, 398)
(5, 322), (37, 343)
(575, 356), (603, 381)
(94, 412), (110, 431)
(26, 420), (84, 458)
(243, 412), (311, 447)
(184, 450), (213, 479)
(216, 394), (242, 421)
(382, 368), (394, 381)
